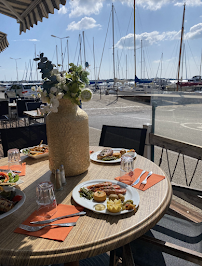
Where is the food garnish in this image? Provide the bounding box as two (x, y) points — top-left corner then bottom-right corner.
(79, 187), (94, 200)
(0, 172), (19, 184)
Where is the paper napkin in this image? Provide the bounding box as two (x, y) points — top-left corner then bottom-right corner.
(115, 168), (165, 191)
(14, 204), (84, 242)
(0, 162), (26, 176)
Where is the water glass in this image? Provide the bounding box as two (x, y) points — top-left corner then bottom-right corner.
(35, 181), (57, 221)
(119, 155), (135, 185)
(8, 148), (22, 172)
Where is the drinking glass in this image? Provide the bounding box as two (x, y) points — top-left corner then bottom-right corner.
(8, 148), (22, 172)
(119, 154), (135, 185)
(35, 181), (57, 221)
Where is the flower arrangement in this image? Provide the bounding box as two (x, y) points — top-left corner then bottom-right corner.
(32, 53), (93, 113)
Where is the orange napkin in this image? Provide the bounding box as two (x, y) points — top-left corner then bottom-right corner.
(0, 162), (26, 176)
(14, 204), (84, 242)
(115, 168), (165, 191)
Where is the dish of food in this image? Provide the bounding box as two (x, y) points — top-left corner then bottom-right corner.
(72, 179), (140, 215)
(0, 187), (26, 219)
(0, 171), (19, 184)
(90, 148), (137, 163)
(20, 144), (49, 159)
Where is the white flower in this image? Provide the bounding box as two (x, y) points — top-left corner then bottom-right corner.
(63, 85), (69, 92)
(56, 74), (62, 82)
(71, 93), (77, 98)
(41, 91), (49, 103)
(31, 86), (36, 91)
(61, 77), (66, 84)
(31, 94), (36, 98)
(80, 88), (93, 102)
(50, 87), (57, 93)
(36, 86), (42, 92)
(52, 69), (59, 75)
(57, 92), (64, 99)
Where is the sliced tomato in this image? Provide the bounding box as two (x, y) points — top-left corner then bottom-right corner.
(12, 195), (23, 202)
(0, 172), (9, 182)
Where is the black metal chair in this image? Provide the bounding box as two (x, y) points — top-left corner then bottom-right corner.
(25, 101), (44, 124)
(16, 99), (35, 126)
(0, 123), (47, 157)
(99, 125), (147, 156)
(112, 214), (202, 266)
(0, 100), (9, 128)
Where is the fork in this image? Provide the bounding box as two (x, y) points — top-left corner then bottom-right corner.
(19, 222), (76, 232)
(141, 171), (153, 185)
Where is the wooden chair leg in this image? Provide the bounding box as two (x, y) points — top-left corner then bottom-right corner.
(64, 262), (79, 266)
(122, 243), (135, 266)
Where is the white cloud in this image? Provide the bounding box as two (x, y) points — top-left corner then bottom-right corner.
(115, 30), (180, 49)
(13, 39), (39, 42)
(66, 17), (101, 31)
(58, 6), (68, 14)
(185, 23), (202, 39)
(174, 0), (202, 7)
(28, 39), (39, 42)
(119, 0), (202, 10)
(69, 0), (104, 18)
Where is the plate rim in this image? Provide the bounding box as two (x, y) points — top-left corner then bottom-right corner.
(90, 148), (136, 164)
(72, 179), (139, 215)
(0, 188), (26, 219)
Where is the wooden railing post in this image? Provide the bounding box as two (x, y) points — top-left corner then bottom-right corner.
(143, 123), (152, 160)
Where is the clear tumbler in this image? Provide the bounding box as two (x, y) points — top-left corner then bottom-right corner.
(8, 148), (22, 172)
(35, 181), (57, 221)
(119, 154), (135, 185)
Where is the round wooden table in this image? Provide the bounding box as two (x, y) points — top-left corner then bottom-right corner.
(0, 146), (172, 266)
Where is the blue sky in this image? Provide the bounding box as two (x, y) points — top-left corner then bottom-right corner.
(1, 0), (202, 82)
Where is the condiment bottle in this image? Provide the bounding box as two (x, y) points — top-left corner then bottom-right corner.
(54, 169), (63, 191)
(60, 165), (66, 185)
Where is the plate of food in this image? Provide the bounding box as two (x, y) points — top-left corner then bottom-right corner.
(20, 144), (49, 159)
(0, 186), (26, 219)
(90, 148), (137, 163)
(72, 179), (139, 215)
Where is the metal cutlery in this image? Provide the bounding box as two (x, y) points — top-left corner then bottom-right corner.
(131, 170), (146, 186)
(141, 171), (153, 185)
(30, 211), (86, 224)
(0, 169), (21, 173)
(19, 222), (76, 232)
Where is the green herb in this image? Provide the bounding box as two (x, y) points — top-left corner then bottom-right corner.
(102, 156), (118, 161)
(79, 187), (94, 200)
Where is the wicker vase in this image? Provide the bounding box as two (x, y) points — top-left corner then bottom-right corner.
(46, 99), (90, 176)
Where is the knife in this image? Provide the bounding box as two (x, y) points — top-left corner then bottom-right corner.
(30, 211), (86, 224)
(0, 169), (21, 173)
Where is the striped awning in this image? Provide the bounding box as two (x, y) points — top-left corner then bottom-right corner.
(0, 0), (67, 34)
(0, 31), (9, 52)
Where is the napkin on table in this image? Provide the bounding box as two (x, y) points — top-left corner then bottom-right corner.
(0, 162), (26, 176)
(115, 168), (165, 191)
(14, 204), (84, 242)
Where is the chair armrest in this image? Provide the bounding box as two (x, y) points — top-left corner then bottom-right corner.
(139, 235), (202, 265)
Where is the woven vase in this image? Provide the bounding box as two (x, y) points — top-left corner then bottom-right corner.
(46, 99), (90, 176)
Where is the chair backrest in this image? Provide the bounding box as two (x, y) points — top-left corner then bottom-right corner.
(0, 100), (9, 116)
(99, 125), (147, 156)
(0, 123), (47, 157)
(26, 102), (42, 111)
(16, 99), (35, 117)
(9, 98), (17, 103)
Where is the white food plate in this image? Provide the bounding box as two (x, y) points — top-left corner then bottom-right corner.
(90, 148), (137, 164)
(20, 145), (49, 159)
(72, 179), (139, 215)
(0, 188), (26, 219)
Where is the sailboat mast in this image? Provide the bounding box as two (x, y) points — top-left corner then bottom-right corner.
(126, 54), (127, 80)
(177, 3), (186, 91)
(200, 50), (202, 79)
(134, 0), (136, 87)
(82, 31), (86, 69)
(112, 3), (115, 86)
